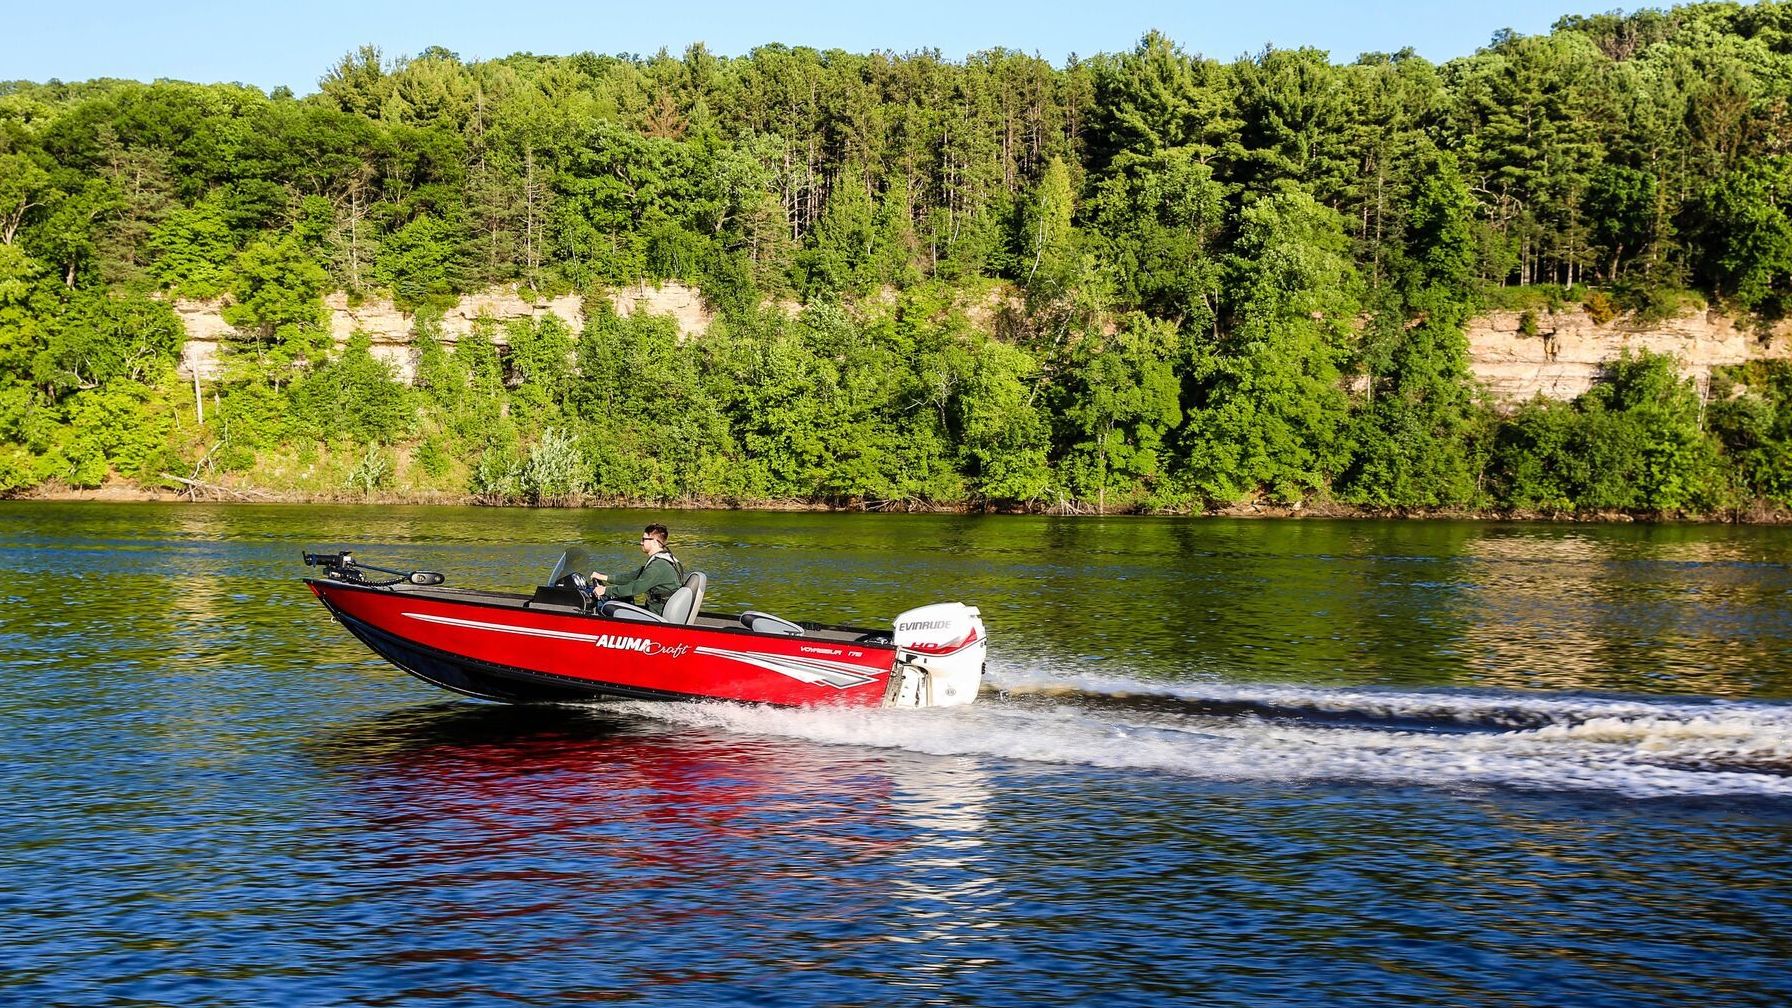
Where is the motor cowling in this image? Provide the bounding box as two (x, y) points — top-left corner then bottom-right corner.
(890, 602), (986, 708)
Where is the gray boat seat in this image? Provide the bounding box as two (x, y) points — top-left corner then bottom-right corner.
(600, 572), (707, 625)
(741, 610), (804, 636)
(662, 571), (706, 624)
(600, 600), (664, 622)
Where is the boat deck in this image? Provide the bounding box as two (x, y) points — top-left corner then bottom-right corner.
(374, 582), (892, 647)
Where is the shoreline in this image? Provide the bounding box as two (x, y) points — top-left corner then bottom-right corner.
(10, 481), (1791, 525)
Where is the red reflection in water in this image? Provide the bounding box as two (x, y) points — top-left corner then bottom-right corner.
(314, 704), (909, 881)
(303, 704), (1002, 994)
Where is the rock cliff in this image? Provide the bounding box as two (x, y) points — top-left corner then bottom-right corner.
(172, 285), (1792, 404)
(173, 284), (714, 384)
(1467, 309), (1792, 404)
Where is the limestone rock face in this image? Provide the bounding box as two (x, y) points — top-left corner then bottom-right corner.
(610, 282), (712, 339)
(172, 286), (1790, 404)
(1466, 309), (1792, 404)
(174, 285), (713, 383)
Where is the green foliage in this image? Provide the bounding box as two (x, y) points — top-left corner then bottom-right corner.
(289, 330), (413, 444)
(521, 427), (591, 505)
(503, 313), (577, 422)
(1586, 351), (1723, 511)
(572, 305), (740, 501)
(412, 435), (454, 481)
(3, 18), (1792, 513)
(1048, 313), (1183, 506)
(0, 443), (39, 495)
(1088, 146), (1226, 328)
(33, 290), (182, 393)
(957, 336), (1052, 504)
(147, 197), (235, 297)
(1708, 360), (1792, 507)
(1693, 156), (1792, 314)
(1182, 185), (1359, 503)
(63, 381), (172, 479)
(210, 381), (295, 469)
(374, 214), (467, 312)
(470, 441), (525, 504)
(1491, 351), (1723, 512)
(221, 234), (330, 373)
(1020, 156), (1078, 299)
(348, 444), (393, 494)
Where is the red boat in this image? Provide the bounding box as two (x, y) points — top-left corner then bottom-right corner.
(303, 548), (987, 708)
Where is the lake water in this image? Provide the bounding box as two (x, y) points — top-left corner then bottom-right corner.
(3, 501), (1791, 1006)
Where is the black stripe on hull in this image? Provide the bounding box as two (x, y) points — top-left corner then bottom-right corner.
(327, 604), (709, 706)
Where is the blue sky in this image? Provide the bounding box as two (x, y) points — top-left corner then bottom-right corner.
(16, 0), (1605, 93)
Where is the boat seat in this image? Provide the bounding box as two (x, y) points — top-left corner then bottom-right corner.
(600, 600), (664, 622)
(600, 571), (707, 624)
(661, 571), (707, 625)
(741, 610), (804, 636)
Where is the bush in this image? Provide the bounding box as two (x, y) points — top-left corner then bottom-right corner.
(347, 445), (392, 495)
(0, 444), (37, 495)
(1583, 290), (1617, 325)
(1488, 351), (1724, 513)
(521, 427), (590, 506)
(470, 444), (523, 504)
(413, 436), (453, 481)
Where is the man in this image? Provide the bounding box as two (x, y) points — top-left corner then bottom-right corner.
(592, 523), (686, 614)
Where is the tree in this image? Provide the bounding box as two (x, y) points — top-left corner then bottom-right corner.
(1049, 313), (1182, 508)
(1020, 155), (1077, 298)
(147, 196), (235, 297)
(1088, 145), (1226, 327)
(1693, 156), (1792, 314)
(221, 234), (330, 376)
(955, 334), (1051, 505)
(1490, 351), (1722, 512)
(373, 213), (468, 311)
(1087, 31), (1235, 168)
(0, 150), (54, 247)
(289, 330), (413, 445)
(1342, 153), (1483, 507)
(33, 289), (183, 393)
(1181, 184), (1359, 503)
(1709, 361), (1792, 507)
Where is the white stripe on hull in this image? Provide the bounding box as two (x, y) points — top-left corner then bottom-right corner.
(401, 611), (884, 690)
(693, 646), (879, 689)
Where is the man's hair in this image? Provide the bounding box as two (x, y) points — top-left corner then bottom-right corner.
(644, 523), (669, 544)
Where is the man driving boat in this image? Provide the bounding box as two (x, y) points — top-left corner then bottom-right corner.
(591, 523), (686, 614)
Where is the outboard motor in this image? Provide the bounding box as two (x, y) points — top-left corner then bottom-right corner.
(890, 602), (986, 708)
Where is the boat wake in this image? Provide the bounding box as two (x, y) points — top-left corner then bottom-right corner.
(606, 665), (1792, 801)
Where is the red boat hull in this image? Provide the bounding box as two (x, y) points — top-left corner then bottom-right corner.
(307, 579), (899, 707)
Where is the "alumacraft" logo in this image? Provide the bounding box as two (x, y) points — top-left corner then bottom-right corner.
(593, 634), (689, 657)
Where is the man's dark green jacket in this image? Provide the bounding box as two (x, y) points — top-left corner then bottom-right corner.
(602, 551), (685, 613)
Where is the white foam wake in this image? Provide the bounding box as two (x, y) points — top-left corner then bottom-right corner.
(599, 669), (1792, 801)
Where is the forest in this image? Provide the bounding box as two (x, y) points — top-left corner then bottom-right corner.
(2, 2), (1791, 515)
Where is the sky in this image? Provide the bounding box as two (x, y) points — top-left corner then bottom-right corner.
(11, 0), (1608, 94)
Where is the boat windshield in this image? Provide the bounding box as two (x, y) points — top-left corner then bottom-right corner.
(547, 546), (598, 587)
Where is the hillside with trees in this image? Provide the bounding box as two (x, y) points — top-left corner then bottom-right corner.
(3, 2), (1792, 515)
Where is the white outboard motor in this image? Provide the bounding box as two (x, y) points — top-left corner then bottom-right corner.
(889, 602), (986, 708)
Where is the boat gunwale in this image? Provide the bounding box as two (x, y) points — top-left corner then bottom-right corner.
(302, 576), (898, 649)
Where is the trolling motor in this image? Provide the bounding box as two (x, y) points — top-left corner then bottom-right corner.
(303, 550), (446, 588)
